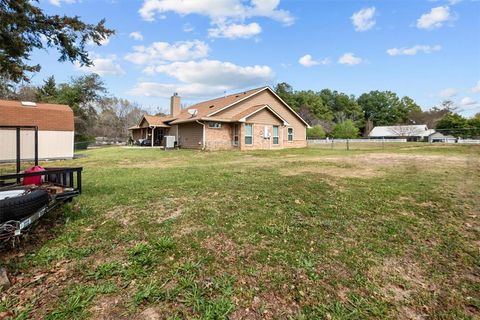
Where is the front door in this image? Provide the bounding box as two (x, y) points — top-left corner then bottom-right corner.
(232, 124), (239, 147)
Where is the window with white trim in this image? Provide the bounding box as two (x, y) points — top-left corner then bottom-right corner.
(273, 126), (279, 144)
(208, 122), (222, 128)
(245, 124), (253, 145)
(287, 127), (294, 141)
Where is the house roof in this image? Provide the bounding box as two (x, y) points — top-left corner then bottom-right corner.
(428, 131), (454, 138)
(168, 87), (309, 126)
(143, 115), (173, 127)
(132, 86), (309, 127)
(0, 100), (74, 131)
(369, 125), (431, 137)
(169, 87), (265, 124)
(232, 104), (289, 125)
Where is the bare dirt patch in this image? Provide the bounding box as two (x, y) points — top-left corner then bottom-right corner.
(370, 257), (436, 319)
(230, 291), (300, 320)
(280, 152), (474, 179)
(291, 153), (469, 167)
(89, 295), (130, 320)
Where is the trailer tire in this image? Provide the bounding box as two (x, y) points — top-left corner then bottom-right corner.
(0, 189), (49, 223)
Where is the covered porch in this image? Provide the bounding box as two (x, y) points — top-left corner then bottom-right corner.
(129, 125), (171, 146)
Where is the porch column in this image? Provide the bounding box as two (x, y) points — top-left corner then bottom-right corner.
(151, 127), (155, 147)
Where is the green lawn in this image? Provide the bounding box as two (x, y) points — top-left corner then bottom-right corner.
(1, 145), (479, 319)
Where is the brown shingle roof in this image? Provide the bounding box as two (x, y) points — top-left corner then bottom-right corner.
(169, 87), (266, 124)
(143, 115), (173, 127)
(232, 105), (266, 121)
(136, 86), (307, 127)
(0, 100), (74, 131)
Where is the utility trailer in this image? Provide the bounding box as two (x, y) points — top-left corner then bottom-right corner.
(0, 125), (82, 245)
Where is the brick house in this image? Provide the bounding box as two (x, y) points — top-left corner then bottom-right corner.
(129, 87), (308, 150)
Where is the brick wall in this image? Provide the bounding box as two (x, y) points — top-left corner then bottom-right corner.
(239, 123), (281, 150)
(205, 122), (236, 150)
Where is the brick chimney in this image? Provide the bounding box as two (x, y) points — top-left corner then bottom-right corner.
(170, 92), (181, 116)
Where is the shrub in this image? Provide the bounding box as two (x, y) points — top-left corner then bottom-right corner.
(332, 120), (360, 138)
(307, 125), (326, 138)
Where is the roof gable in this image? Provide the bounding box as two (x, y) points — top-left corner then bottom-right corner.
(233, 104), (289, 125)
(138, 115), (172, 128)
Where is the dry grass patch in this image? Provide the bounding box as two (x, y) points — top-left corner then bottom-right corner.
(280, 164), (382, 178)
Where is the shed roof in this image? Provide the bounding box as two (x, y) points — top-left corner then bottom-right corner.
(0, 100), (74, 131)
(369, 125), (431, 137)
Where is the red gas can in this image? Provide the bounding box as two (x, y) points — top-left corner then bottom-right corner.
(23, 166), (45, 185)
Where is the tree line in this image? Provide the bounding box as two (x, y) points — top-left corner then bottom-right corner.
(274, 83), (480, 139)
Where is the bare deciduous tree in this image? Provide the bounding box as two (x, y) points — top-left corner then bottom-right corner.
(388, 125), (427, 137)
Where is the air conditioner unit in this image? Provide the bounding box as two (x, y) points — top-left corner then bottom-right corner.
(163, 136), (176, 149)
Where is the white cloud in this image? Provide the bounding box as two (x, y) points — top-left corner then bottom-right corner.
(142, 59), (274, 85)
(298, 54), (330, 67)
(125, 40), (209, 64)
(130, 59), (274, 98)
(129, 32), (144, 41)
(448, 0), (462, 5)
(76, 54), (125, 76)
(351, 7), (376, 32)
(338, 53), (363, 65)
(387, 45), (442, 56)
(138, 0), (295, 25)
(439, 88), (458, 98)
(472, 80), (480, 93)
(461, 97), (477, 106)
(87, 36), (110, 46)
(129, 82), (235, 98)
(183, 23), (194, 33)
(416, 6), (454, 29)
(208, 22), (261, 39)
(49, 0), (76, 6)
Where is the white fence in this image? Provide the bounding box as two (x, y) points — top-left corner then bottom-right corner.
(308, 138), (407, 144)
(457, 139), (480, 144)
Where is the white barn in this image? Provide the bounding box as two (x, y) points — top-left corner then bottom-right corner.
(0, 100), (74, 162)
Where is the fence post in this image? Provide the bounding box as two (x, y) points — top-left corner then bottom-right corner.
(346, 138), (350, 151)
(331, 139), (334, 149)
(382, 137), (385, 150)
(16, 128), (21, 182)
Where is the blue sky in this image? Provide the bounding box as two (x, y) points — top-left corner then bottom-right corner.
(32, 0), (480, 116)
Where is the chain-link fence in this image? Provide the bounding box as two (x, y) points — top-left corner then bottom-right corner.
(308, 137), (480, 150)
(307, 138), (411, 150)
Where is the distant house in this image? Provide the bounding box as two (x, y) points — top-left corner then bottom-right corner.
(368, 125), (434, 141)
(0, 100), (74, 162)
(129, 87), (309, 150)
(428, 132), (456, 143)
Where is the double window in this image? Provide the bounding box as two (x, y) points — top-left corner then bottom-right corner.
(208, 122), (222, 129)
(287, 127), (294, 141)
(273, 126), (279, 144)
(245, 124), (253, 145)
